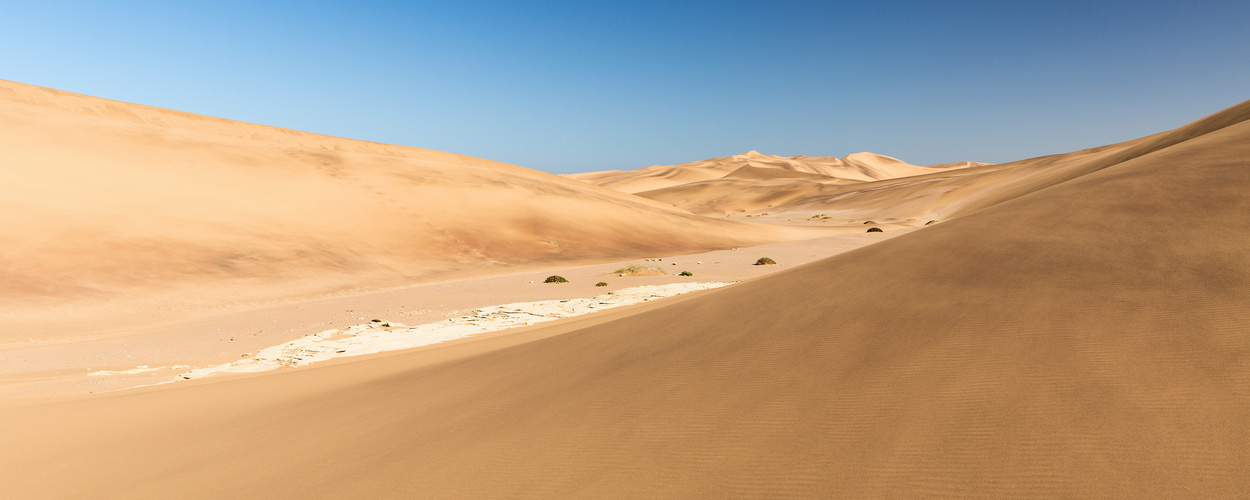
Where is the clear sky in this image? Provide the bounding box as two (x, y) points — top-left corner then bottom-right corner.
(2, 0), (1247, 173)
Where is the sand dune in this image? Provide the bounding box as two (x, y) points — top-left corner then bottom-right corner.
(611, 112), (1250, 224)
(758, 105), (1250, 223)
(571, 150), (991, 217)
(0, 80), (800, 340)
(722, 165), (843, 181)
(1, 92), (1247, 497)
(567, 150), (985, 195)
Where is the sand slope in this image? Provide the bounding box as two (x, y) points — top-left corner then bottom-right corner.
(1, 100), (1247, 497)
(0, 80), (795, 340)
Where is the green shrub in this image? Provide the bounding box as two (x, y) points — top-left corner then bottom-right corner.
(754, 257), (777, 266)
(595, 281), (608, 287)
(867, 227), (883, 233)
(679, 271), (693, 276)
(544, 275), (569, 283)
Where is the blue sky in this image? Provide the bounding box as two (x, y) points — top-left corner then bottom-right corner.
(2, 0), (1247, 173)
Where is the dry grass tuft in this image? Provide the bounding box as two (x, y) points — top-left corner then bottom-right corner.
(613, 264), (667, 276)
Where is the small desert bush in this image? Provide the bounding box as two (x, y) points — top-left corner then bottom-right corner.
(679, 271), (693, 276)
(863, 220), (876, 224)
(925, 220), (938, 225)
(544, 275), (569, 283)
(867, 227), (883, 233)
(595, 281), (608, 287)
(754, 257), (777, 266)
(613, 264), (667, 276)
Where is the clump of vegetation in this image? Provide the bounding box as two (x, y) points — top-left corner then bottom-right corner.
(925, 220), (939, 225)
(867, 227), (884, 233)
(595, 281), (608, 287)
(613, 264), (667, 276)
(863, 220), (877, 224)
(544, 275), (569, 283)
(679, 271), (693, 276)
(754, 257), (777, 266)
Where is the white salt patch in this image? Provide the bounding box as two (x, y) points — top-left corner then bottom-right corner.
(173, 282), (733, 381)
(88, 365), (166, 376)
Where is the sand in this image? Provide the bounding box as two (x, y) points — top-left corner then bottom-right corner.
(569, 151), (1001, 218)
(171, 281), (735, 381)
(0, 81), (1247, 498)
(0, 79), (806, 343)
(567, 150), (987, 194)
(1, 229), (910, 397)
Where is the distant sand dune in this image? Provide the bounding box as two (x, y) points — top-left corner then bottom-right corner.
(578, 109), (1250, 225)
(568, 150), (985, 196)
(569, 150), (993, 217)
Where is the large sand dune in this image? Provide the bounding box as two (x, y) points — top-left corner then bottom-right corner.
(1, 90), (1247, 497)
(0, 80), (798, 340)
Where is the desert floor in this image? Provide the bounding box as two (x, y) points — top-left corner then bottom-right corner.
(0, 226), (914, 397)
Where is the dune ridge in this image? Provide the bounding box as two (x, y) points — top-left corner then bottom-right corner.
(0, 94), (1247, 497)
(0, 80), (486, 163)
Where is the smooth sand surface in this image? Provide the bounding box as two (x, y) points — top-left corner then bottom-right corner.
(1, 83), (1248, 498)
